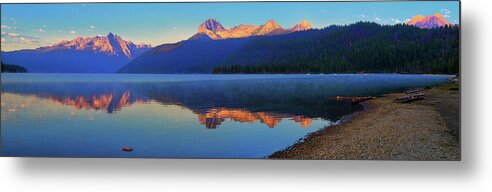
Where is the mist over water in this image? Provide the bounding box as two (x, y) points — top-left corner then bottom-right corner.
(1, 74), (452, 158)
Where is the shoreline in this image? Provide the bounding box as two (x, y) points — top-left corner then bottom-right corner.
(269, 81), (460, 160)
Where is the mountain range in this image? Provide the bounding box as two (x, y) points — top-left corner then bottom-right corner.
(190, 18), (313, 40)
(50, 33), (151, 60)
(119, 21), (459, 74)
(1, 15), (457, 74)
(1, 33), (151, 73)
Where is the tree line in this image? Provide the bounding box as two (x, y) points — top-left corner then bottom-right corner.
(1, 61), (28, 73)
(212, 22), (459, 74)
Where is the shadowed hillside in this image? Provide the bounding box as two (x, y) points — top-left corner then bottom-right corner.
(1, 62), (28, 73)
(1, 33), (151, 73)
(120, 22), (459, 74)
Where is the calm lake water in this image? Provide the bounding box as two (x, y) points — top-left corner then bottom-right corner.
(1, 73), (452, 158)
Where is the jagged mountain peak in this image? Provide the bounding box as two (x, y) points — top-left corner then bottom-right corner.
(107, 32), (115, 38)
(409, 15), (425, 22)
(299, 20), (310, 25)
(204, 18), (218, 23)
(47, 33), (151, 59)
(261, 19), (282, 30)
(434, 13), (445, 20)
(192, 18), (313, 40)
(289, 20), (313, 32)
(254, 19), (284, 35)
(199, 18), (226, 33)
(264, 19), (280, 26)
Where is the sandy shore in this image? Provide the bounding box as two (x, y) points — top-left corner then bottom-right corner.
(270, 82), (460, 160)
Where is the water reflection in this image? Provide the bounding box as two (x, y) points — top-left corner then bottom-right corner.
(1, 91), (319, 129)
(48, 91), (133, 112)
(1, 74), (453, 158)
(1, 77), (364, 129)
(2, 74), (453, 130)
(196, 108), (313, 129)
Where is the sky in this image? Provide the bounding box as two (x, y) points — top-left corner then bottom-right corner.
(1, 1), (460, 51)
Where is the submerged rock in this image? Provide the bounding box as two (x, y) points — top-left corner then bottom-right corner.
(122, 147), (133, 152)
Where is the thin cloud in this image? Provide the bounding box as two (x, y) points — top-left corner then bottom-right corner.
(20, 37), (33, 45)
(38, 29), (46, 32)
(69, 30), (76, 34)
(1, 31), (38, 40)
(441, 8), (451, 18)
(372, 12), (381, 22)
(1, 38), (15, 44)
(390, 18), (410, 24)
(7, 33), (20, 37)
(1, 25), (16, 30)
(2, 36), (40, 45)
(391, 18), (402, 24)
(19, 37), (40, 45)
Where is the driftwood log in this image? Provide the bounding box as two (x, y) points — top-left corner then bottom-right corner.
(405, 89), (422, 94)
(397, 93), (425, 103)
(335, 96), (376, 104)
(448, 77), (459, 83)
(122, 147), (133, 152)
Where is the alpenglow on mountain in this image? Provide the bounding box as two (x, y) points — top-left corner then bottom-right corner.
(47, 33), (151, 60)
(191, 18), (313, 40)
(406, 13), (453, 29)
(1, 33), (151, 73)
(2, 16), (458, 74)
(119, 22), (459, 74)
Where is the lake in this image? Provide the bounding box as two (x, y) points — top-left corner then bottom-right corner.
(1, 73), (453, 158)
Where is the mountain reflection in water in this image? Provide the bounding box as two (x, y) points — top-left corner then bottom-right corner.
(2, 74), (454, 130)
(48, 91), (133, 112)
(1, 76), (368, 129)
(1, 74), (453, 158)
(1, 81), (357, 129)
(197, 108), (314, 129)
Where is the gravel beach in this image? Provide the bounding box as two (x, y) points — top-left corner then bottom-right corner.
(270, 82), (460, 160)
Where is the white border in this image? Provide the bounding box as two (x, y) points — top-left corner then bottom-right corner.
(2, 0), (492, 191)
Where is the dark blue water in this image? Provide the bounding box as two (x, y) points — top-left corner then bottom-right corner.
(1, 73), (452, 158)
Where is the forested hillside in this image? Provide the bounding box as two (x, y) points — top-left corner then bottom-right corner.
(1, 62), (28, 73)
(120, 22), (459, 74)
(213, 22), (459, 74)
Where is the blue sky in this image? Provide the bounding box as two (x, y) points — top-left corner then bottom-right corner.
(1, 1), (460, 51)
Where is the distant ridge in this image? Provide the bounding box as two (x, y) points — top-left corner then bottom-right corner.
(1, 33), (152, 73)
(406, 13), (453, 28)
(120, 22), (459, 74)
(191, 18), (313, 40)
(43, 33), (151, 60)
